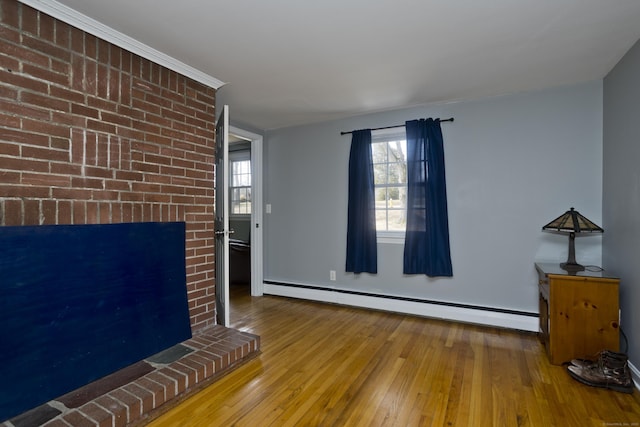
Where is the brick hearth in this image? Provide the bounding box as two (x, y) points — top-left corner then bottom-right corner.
(2, 326), (260, 427)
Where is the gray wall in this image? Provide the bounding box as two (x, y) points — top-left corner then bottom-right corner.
(603, 39), (640, 367)
(230, 218), (251, 242)
(264, 81), (603, 314)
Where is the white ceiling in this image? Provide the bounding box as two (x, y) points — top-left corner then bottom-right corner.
(40, 0), (640, 130)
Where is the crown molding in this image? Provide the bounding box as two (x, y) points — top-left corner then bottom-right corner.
(18, 0), (226, 90)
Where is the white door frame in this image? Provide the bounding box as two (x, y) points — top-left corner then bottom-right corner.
(229, 125), (264, 296)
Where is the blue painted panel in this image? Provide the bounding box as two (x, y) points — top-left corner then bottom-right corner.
(0, 222), (192, 421)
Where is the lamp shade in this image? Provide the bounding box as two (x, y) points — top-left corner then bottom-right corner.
(542, 207), (603, 272)
(542, 207), (603, 233)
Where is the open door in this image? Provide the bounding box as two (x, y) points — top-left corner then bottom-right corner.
(215, 105), (230, 326)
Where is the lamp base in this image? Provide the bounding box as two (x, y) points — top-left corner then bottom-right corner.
(560, 262), (585, 273)
(560, 232), (585, 273)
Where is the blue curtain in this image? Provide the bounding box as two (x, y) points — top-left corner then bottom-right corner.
(346, 129), (377, 273)
(403, 119), (452, 276)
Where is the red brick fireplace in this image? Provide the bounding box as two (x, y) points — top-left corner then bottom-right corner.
(0, 1), (256, 424)
(0, 0), (216, 331)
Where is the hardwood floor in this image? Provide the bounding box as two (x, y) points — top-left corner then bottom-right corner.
(148, 286), (640, 426)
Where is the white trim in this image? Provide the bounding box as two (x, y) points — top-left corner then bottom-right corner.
(18, 0), (225, 89)
(377, 231), (404, 245)
(630, 360), (640, 392)
(228, 154), (251, 218)
(263, 283), (539, 332)
(229, 126), (263, 297)
(371, 127), (406, 140)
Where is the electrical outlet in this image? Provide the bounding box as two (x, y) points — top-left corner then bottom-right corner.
(330, 270), (336, 281)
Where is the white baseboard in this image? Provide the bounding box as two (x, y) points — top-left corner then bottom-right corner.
(630, 360), (640, 392)
(262, 282), (539, 332)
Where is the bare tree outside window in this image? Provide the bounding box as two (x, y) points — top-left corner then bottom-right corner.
(372, 136), (407, 232)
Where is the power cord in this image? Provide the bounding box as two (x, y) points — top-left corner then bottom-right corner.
(620, 326), (629, 354)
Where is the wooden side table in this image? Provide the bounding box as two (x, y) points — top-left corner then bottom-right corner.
(535, 263), (620, 365)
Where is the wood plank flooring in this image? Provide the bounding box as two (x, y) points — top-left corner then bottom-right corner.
(147, 285), (640, 426)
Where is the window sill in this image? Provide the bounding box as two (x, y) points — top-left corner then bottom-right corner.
(377, 232), (404, 245)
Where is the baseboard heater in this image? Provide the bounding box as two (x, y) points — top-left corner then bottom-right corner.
(263, 281), (539, 332)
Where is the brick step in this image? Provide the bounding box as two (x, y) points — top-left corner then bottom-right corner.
(3, 326), (260, 427)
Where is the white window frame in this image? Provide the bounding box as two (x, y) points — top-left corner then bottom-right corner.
(371, 128), (407, 244)
(229, 150), (252, 218)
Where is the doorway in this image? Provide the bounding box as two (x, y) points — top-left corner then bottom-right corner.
(228, 126), (263, 302)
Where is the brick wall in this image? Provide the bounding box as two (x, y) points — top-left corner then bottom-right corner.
(0, 0), (217, 330)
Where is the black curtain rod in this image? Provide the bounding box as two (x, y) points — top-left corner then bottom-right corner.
(340, 117), (454, 136)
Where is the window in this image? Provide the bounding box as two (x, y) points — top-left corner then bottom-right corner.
(371, 130), (407, 237)
(230, 154), (251, 215)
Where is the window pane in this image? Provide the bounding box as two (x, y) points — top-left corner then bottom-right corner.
(232, 160), (251, 187)
(387, 209), (406, 231)
(373, 164), (387, 185)
(387, 186), (402, 207)
(387, 162), (406, 184)
(375, 208), (388, 231)
(371, 136), (407, 233)
(230, 158), (252, 215)
(398, 186), (407, 204)
(375, 188), (388, 207)
(387, 140), (406, 163)
(371, 142), (387, 163)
